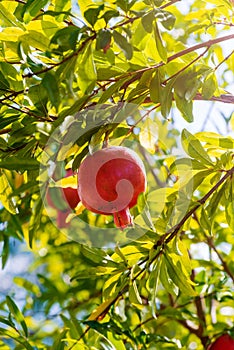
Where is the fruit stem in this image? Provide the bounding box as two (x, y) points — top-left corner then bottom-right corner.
(113, 208), (133, 230)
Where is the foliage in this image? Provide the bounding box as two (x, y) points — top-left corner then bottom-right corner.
(0, 0), (234, 349)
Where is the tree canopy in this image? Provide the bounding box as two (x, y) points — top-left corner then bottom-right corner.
(0, 0), (234, 349)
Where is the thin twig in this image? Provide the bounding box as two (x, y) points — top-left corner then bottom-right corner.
(162, 47), (209, 85)
(214, 49), (234, 71)
(22, 34), (96, 78)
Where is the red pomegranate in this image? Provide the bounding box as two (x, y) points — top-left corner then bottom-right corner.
(47, 169), (80, 228)
(208, 334), (234, 350)
(78, 146), (146, 229)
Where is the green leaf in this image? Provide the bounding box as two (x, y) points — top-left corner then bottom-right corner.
(174, 70), (201, 102)
(23, 0), (50, 19)
(137, 192), (156, 231)
(0, 328), (33, 350)
(0, 71), (10, 93)
(150, 71), (161, 103)
(181, 129), (213, 166)
(164, 253), (196, 296)
(42, 71), (60, 110)
(50, 26), (80, 51)
(103, 272), (123, 299)
(0, 170), (18, 215)
(80, 245), (117, 267)
(58, 95), (90, 121)
(6, 296), (28, 338)
(174, 93), (194, 122)
(153, 21), (167, 63)
(129, 281), (142, 305)
(51, 329), (68, 350)
(98, 77), (128, 104)
(201, 72), (217, 99)
(20, 30), (50, 51)
(0, 157), (39, 171)
(28, 83), (48, 110)
(29, 196), (43, 248)
(195, 132), (234, 149)
(0, 63), (23, 91)
(89, 124), (114, 155)
(60, 315), (82, 339)
(160, 257), (179, 296)
(154, 9), (176, 30)
(139, 118), (158, 154)
(78, 42), (97, 93)
(88, 296), (117, 321)
(1, 236), (9, 269)
(84, 5), (104, 26)
(0, 316), (14, 328)
(160, 78), (174, 118)
(101, 10), (120, 24)
(96, 29), (112, 51)
(225, 199), (234, 231)
(207, 181), (226, 221)
(141, 11), (155, 33)
(72, 145), (89, 171)
(149, 258), (162, 318)
(113, 30), (133, 60)
(0, 3), (25, 29)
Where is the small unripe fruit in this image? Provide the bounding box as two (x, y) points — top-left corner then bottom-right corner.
(78, 146), (146, 229)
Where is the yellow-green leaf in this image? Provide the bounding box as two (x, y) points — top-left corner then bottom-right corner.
(139, 118), (158, 154)
(0, 170), (18, 215)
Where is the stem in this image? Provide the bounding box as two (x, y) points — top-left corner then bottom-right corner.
(214, 49), (234, 71)
(165, 166), (234, 244)
(0, 101), (55, 121)
(115, 34), (234, 86)
(162, 47), (209, 85)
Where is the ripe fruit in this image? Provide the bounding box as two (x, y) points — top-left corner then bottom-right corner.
(208, 334), (234, 350)
(47, 169), (80, 228)
(78, 146), (146, 229)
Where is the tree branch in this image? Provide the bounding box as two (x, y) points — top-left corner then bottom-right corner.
(115, 33), (234, 86)
(164, 166), (234, 244)
(144, 93), (234, 106)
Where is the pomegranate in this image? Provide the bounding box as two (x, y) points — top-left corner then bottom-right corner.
(47, 169), (80, 228)
(78, 146), (146, 229)
(208, 334), (234, 350)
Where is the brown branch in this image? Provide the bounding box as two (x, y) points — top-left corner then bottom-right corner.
(144, 92), (234, 105)
(114, 34), (234, 92)
(167, 34), (234, 63)
(193, 93), (234, 104)
(0, 89), (25, 103)
(0, 128), (11, 135)
(213, 21), (234, 27)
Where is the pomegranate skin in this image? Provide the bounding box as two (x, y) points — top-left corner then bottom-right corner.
(78, 146), (146, 229)
(208, 334), (234, 350)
